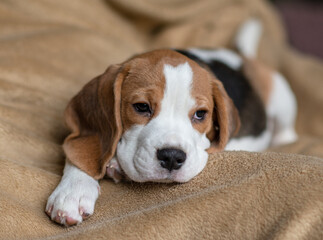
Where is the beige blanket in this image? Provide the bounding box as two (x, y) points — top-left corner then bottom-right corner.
(0, 0), (322, 239)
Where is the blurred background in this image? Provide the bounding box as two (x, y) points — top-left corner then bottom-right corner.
(271, 0), (323, 59)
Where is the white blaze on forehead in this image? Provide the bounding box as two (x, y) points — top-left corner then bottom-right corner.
(161, 62), (195, 120)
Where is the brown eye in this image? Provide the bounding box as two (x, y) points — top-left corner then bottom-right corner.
(193, 110), (207, 121)
(133, 103), (151, 115)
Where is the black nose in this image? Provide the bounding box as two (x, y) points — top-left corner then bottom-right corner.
(157, 148), (186, 171)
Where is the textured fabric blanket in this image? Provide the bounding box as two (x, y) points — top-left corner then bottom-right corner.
(0, 0), (322, 239)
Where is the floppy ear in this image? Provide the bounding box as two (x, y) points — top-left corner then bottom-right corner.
(63, 64), (126, 179)
(207, 78), (241, 153)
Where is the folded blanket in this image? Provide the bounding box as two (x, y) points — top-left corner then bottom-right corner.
(0, 0), (322, 239)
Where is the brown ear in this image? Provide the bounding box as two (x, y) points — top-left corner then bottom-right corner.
(207, 79), (241, 153)
(63, 64), (126, 179)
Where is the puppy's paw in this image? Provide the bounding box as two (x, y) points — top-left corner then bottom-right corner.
(106, 158), (124, 183)
(45, 164), (99, 227)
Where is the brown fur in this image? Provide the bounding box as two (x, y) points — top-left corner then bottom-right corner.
(189, 61), (214, 135)
(63, 49), (240, 179)
(207, 79), (241, 153)
(63, 64), (125, 179)
(120, 57), (165, 132)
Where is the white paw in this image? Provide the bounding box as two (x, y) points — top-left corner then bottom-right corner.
(45, 163), (99, 226)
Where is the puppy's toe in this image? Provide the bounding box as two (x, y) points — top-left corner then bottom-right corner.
(51, 196), (83, 226)
(65, 216), (79, 226)
(53, 210), (77, 226)
(45, 205), (53, 216)
(79, 196), (95, 219)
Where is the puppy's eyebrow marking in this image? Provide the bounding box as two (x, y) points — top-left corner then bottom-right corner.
(161, 62), (195, 119)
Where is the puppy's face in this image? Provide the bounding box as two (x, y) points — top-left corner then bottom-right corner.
(117, 56), (214, 182)
(63, 50), (240, 182)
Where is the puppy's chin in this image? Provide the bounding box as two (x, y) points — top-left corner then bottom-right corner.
(113, 151), (208, 183)
(109, 160), (203, 184)
(120, 173), (195, 184)
(142, 173), (195, 183)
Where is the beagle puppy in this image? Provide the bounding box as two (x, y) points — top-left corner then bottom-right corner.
(46, 19), (297, 226)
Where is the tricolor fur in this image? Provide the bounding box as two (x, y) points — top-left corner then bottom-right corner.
(46, 19), (297, 226)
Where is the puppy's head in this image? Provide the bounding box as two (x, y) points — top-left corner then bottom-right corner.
(63, 50), (240, 182)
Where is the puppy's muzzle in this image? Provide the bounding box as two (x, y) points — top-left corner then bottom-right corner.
(157, 148), (186, 171)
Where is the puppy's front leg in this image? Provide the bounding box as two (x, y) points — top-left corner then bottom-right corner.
(45, 162), (100, 226)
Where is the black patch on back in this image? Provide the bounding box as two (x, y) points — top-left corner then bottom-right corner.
(175, 49), (266, 137)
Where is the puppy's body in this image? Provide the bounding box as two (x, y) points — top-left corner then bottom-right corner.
(46, 19), (297, 226)
(176, 49), (267, 139)
(176, 48), (297, 151)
